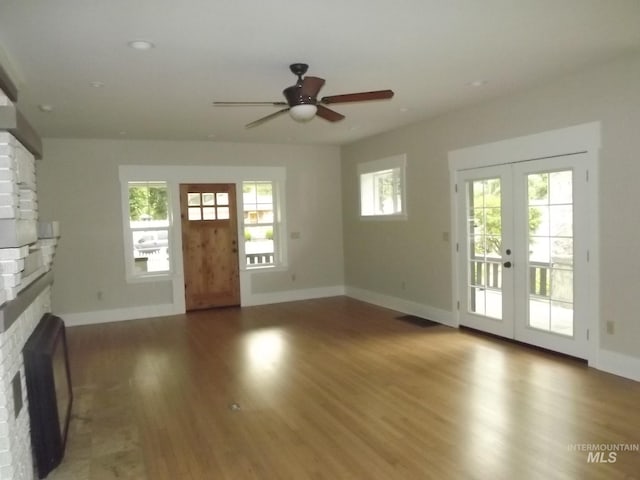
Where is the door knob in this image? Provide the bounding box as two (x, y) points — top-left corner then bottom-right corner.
(503, 261), (512, 268)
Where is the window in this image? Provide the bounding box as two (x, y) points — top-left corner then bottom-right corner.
(187, 191), (230, 220)
(358, 154), (406, 218)
(127, 181), (170, 276)
(243, 181), (276, 268)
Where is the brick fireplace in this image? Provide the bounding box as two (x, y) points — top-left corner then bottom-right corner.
(0, 280), (51, 479)
(1, 64), (61, 479)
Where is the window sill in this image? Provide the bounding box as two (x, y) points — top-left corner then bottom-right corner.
(126, 271), (173, 284)
(242, 264), (287, 273)
(360, 213), (408, 221)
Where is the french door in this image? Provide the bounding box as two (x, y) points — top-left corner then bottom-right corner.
(456, 155), (589, 358)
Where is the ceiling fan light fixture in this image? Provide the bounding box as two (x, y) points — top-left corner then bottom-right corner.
(289, 104), (317, 122)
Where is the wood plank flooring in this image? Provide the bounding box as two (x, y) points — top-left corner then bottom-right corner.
(50, 297), (640, 479)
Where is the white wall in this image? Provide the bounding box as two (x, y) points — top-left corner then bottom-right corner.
(36, 139), (344, 321)
(341, 52), (640, 370)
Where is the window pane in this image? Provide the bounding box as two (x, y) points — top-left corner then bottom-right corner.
(549, 205), (572, 237)
(549, 171), (572, 204)
(243, 183), (257, 204)
(202, 207), (216, 220)
(244, 210), (259, 224)
(202, 193), (215, 206)
(132, 229), (169, 273)
(552, 238), (573, 264)
(528, 173), (548, 205)
(257, 182), (272, 197)
(243, 181), (276, 268)
(244, 225), (274, 266)
(188, 207), (201, 220)
(255, 209), (273, 223)
(359, 159), (405, 217)
(127, 181), (171, 277)
(217, 207), (230, 219)
(374, 169), (395, 214)
(187, 193), (201, 206)
(129, 182), (169, 226)
(216, 193), (229, 206)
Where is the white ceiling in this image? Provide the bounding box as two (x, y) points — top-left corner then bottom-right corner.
(1, 0), (639, 146)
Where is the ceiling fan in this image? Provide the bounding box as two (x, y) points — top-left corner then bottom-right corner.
(213, 63), (394, 128)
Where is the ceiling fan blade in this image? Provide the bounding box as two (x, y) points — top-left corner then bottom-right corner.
(301, 76), (325, 98)
(321, 89), (394, 104)
(245, 108), (290, 128)
(316, 105), (345, 122)
(213, 101), (288, 106)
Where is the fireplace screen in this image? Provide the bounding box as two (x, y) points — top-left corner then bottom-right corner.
(23, 314), (73, 479)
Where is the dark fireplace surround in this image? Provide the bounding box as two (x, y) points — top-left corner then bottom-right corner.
(23, 314), (73, 479)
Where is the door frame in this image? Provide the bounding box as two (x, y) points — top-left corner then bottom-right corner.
(448, 122), (601, 365)
(180, 183), (241, 310)
(119, 164), (287, 313)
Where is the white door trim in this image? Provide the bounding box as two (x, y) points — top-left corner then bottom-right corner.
(448, 122), (600, 365)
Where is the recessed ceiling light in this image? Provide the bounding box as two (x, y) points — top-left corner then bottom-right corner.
(38, 104), (53, 112)
(399, 107), (409, 113)
(467, 80), (488, 87)
(90, 81), (105, 88)
(127, 40), (155, 50)
(206, 134), (216, 139)
(119, 131), (127, 136)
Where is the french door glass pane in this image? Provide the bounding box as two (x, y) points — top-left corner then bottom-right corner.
(467, 178), (502, 319)
(527, 170), (574, 337)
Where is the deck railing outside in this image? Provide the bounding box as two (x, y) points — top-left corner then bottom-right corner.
(470, 258), (551, 297)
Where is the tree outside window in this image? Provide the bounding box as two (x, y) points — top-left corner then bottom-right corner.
(128, 182), (170, 274)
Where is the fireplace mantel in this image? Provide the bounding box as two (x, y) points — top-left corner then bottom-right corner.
(0, 271), (53, 332)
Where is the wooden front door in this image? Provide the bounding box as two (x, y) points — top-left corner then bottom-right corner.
(180, 183), (240, 310)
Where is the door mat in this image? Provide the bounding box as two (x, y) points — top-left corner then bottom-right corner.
(396, 315), (440, 328)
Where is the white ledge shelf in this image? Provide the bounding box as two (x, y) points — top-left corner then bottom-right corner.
(0, 270), (53, 332)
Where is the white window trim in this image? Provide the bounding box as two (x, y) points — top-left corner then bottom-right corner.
(119, 179), (173, 283)
(241, 179), (285, 270)
(119, 165), (288, 309)
(357, 153), (407, 220)
(448, 122), (601, 367)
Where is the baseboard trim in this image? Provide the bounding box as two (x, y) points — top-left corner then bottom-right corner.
(61, 303), (178, 327)
(345, 286), (454, 327)
(595, 349), (640, 382)
(61, 286), (347, 325)
(60, 290), (639, 384)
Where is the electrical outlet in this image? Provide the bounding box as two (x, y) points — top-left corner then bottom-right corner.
(606, 321), (615, 335)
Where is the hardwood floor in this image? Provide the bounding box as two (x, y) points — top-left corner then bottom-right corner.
(50, 297), (640, 480)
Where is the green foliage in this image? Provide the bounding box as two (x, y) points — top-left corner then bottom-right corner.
(472, 175), (547, 255)
(243, 181), (273, 197)
(265, 229), (273, 240)
(129, 184), (168, 220)
(244, 229), (252, 241)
